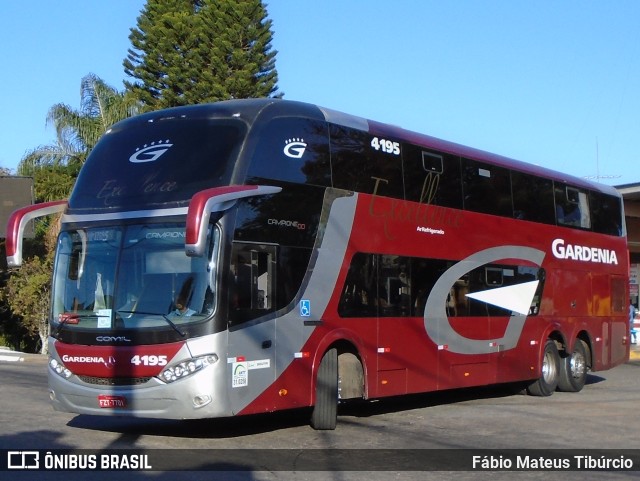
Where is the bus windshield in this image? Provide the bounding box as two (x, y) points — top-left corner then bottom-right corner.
(68, 118), (246, 210)
(52, 224), (217, 333)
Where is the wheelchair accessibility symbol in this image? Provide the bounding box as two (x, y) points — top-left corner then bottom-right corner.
(300, 300), (311, 317)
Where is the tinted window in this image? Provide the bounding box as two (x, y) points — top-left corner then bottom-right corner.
(70, 119), (245, 210)
(455, 263), (545, 317)
(512, 172), (555, 224)
(246, 117), (331, 186)
(234, 182), (324, 248)
(228, 243), (276, 326)
(338, 253), (383, 318)
(462, 158), (512, 216)
(331, 125), (404, 199)
(555, 185), (591, 229)
(338, 253), (545, 318)
(590, 191), (623, 236)
(403, 144), (462, 208)
(228, 243), (311, 327)
(275, 246), (311, 310)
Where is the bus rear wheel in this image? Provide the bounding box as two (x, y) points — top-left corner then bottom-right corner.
(310, 348), (338, 430)
(527, 340), (560, 397)
(557, 340), (588, 392)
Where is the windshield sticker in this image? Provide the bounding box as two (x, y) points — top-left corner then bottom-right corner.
(97, 309), (112, 328)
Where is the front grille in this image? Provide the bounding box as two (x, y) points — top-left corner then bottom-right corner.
(78, 375), (152, 386)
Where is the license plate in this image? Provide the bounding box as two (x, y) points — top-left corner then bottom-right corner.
(98, 395), (127, 408)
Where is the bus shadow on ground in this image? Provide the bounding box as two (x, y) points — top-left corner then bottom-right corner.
(339, 372), (606, 419)
(67, 374), (605, 439)
(67, 409), (312, 440)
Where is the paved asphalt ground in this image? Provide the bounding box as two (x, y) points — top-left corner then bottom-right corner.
(1, 342), (640, 481)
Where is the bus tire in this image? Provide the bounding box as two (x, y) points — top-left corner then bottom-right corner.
(526, 340), (560, 397)
(557, 340), (588, 392)
(310, 348), (338, 430)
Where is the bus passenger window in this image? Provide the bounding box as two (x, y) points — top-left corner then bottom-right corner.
(463, 264), (545, 317)
(590, 191), (622, 236)
(511, 172), (555, 224)
(555, 186), (591, 229)
(378, 255), (412, 316)
(462, 158), (512, 217)
(403, 144), (463, 209)
(330, 125), (404, 199)
(338, 254), (412, 317)
(338, 253), (378, 317)
(246, 117), (331, 186)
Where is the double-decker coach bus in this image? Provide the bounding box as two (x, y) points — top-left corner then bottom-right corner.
(6, 99), (629, 430)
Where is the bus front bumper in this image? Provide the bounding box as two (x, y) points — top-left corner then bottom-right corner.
(48, 363), (232, 420)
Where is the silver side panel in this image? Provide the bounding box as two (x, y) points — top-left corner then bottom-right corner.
(227, 192), (357, 413)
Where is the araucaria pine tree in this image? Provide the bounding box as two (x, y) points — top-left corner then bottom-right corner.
(124, 0), (281, 111)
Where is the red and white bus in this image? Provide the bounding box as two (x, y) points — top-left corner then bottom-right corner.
(6, 99), (630, 429)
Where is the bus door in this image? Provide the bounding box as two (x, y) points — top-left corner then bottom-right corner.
(339, 253), (414, 397)
(227, 243), (277, 414)
(374, 255), (414, 396)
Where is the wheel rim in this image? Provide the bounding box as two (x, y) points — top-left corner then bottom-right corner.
(570, 350), (586, 380)
(542, 350), (557, 383)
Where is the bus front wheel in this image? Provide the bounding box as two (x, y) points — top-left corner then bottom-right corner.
(527, 340), (560, 397)
(310, 348), (338, 430)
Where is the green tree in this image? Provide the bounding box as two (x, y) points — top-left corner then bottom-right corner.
(3, 74), (139, 353)
(18, 73), (140, 202)
(1, 254), (53, 354)
(124, 0), (280, 111)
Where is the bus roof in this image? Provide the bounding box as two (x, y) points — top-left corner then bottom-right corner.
(113, 98), (619, 198)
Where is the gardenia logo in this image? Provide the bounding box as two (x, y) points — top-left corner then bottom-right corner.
(551, 238), (618, 265)
(62, 354), (106, 363)
(129, 140), (173, 163)
(283, 138), (307, 159)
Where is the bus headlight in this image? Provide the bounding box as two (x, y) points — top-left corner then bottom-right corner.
(49, 358), (72, 379)
(159, 354), (219, 383)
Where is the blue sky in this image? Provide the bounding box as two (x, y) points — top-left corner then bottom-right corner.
(1, 1), (639, 186)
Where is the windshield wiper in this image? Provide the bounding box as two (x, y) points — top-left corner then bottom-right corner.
(54, 312), (99, 337)
(116, 310), (186, 337)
